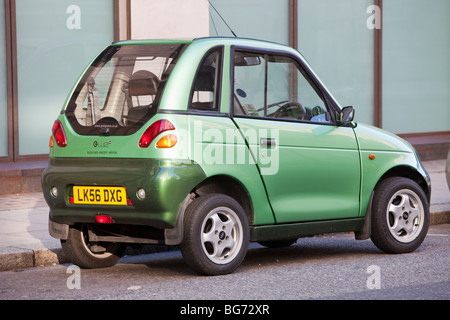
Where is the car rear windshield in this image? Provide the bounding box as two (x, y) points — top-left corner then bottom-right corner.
(65, 43), (188, 135)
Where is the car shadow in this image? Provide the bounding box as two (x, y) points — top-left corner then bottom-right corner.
(118, 235), (383, 277)
(242, 236), (381, 269)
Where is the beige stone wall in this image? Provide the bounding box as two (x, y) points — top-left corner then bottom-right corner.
(130, 0), (209, 39)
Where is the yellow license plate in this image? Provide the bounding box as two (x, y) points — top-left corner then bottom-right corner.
(73, 186), (127, 205)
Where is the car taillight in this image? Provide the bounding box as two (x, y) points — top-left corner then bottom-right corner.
(156, 134), (178, 148)
(52, 120), (67, 147)
(96, 215), (114, 224)
(139, 119), (176, 148)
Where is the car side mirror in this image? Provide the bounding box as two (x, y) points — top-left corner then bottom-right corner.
(338, 106), (355, 125)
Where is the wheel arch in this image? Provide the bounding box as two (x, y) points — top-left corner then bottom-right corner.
(356, 164), (430, 241)
(376, 165), (430, 203)
(164, 174), (254, 245)
(193, 175), (254, 225)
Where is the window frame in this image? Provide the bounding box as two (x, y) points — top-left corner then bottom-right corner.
(230, 45), (340, 125)
(188, 46), (224, 116)
(65, 43), (188, 136)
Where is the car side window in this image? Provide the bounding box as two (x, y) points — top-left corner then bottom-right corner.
(233, 51), (331, 123)
(189, 48), (222, 112)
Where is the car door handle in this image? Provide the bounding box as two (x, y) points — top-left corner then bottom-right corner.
(260, 138), (277, 148)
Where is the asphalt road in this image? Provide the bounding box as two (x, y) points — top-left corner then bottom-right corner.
(1, 224), (448, 303)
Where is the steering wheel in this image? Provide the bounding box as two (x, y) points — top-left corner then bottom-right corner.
(273, 102), (307, 120)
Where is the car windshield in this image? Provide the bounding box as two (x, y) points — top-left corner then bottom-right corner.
(65, 43), (188, 135)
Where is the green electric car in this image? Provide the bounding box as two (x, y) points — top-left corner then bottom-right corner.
(42, 37), (431, 275)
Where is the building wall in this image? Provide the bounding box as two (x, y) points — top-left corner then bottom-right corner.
(382, 0), (450, 134)
(209, 0), (289, 44)
(0, 0), (7, 157)
(130, 0), (209, 39)
(2, 0), (115, 160)
(1, 0), (449, 162)
(14, 0), (114, 156)
(298, 0), (374, 126)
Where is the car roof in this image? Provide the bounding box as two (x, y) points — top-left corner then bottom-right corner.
(112, 36), (295, 52)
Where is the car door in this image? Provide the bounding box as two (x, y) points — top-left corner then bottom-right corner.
(232, 49), (361, 223)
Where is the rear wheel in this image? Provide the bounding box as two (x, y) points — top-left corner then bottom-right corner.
(180, 194), (249, 275)
(61, 224), (125, 268)
(370, 177), (429, 253)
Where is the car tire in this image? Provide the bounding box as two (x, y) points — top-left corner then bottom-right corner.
(180, 193), (249, 276)
(61, 224), (125, 269)
(370, 177), (429, 254)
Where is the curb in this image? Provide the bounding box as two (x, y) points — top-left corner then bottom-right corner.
(430, 205), (450, 225)
(0, 247), (67, 272)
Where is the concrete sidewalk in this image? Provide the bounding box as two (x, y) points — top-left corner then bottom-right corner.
(1, 160), (449, 271)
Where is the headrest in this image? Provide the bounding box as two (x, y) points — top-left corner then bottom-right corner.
(194, 66), (215, 92)
(128, 70), (160, 96)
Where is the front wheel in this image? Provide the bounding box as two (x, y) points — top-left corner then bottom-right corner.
(180, 194), (249, 276)
(370, 177), (429, 254)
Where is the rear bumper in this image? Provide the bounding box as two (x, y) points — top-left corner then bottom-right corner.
(42, 157), (206, 229)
